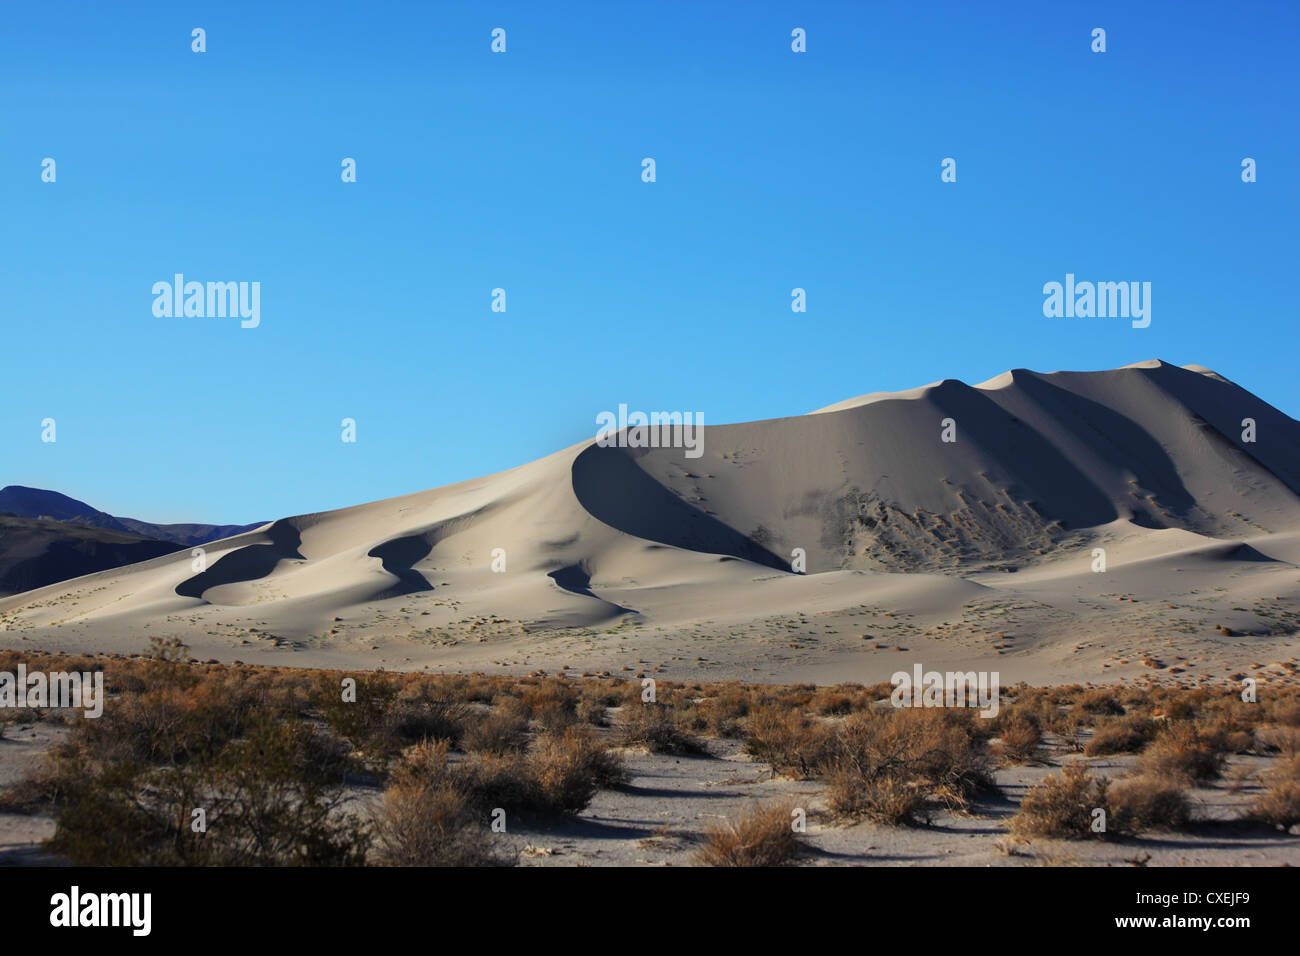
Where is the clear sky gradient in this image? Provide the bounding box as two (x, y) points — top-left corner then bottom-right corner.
(2, 1), (1296, 524)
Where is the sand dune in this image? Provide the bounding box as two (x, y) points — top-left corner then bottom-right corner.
(2, 360), (1297, 686)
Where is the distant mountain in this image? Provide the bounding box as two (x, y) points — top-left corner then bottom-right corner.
(0, 514), (179, 598)
(0, 486), (264, 547)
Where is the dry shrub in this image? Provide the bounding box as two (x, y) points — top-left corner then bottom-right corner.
(1048, 709), (1088, 751)
(1085, 714), (1158, 756)
(313, 673), (466, 762)
(742, 707), (832, 778)
(823, 708), (995, 823)
(996, 712), (1042, 764)
(1137, 722), (1225, 783)
(312, 672), (399, 750)
(1256, 724), (1300, 759)
(394, 727), (624, 820)
(1251, 780), (1300, 830)
(388, 683), (469, 746)
(619, 703), (706, 755)
(695, 801), (802, 867)
(1195, 702), (1258, 754)
(1147, 686), (1209, 721)
(519, 684), (579, 731)
(1078, 689), (1126, 716)
(0, 752), (84, 814)
(1250, 756), (1300, 830)
(577, 699), (608, 727)
(1107, 775), (1191, 833)
(1010, 762), (1109, 840)
(531, 727), (628, 812)
(461, 711), (529, 755)
(46, 719), (368, 866)
(455, 751), (545, 815)
(827, 769), (925, 824)
(372, 740), (507, 866)
(697, 689), (751, 738)
(811, 685), (864, 716)
(1265, 697), (1300, 728)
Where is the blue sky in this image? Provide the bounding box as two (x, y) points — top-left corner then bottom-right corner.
(2, 0), (1296, 524)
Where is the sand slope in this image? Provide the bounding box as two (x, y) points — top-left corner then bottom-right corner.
(2, 360), (1298, 686)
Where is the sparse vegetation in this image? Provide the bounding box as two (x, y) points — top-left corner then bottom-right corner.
(0, 650), (1296, 866)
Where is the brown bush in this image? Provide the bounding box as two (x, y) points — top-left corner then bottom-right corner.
(695, 801), (802, 867)
(826, 768), (926, 824)
(697, 689), (751, 738)
(577, 699), (608, 727)
(1010, 762), (1109, 840)
(372, 741), (508, 866)
(1250, 756), (1300, 830)
(997, 712), (1042, 764)
(619, 703), (706, 755)
(1107, 775), (1191, 834)
(519, 684), (580, 731)
(461, 711), (529, 755)
(742, 707), (833, 778)
(1085, 715), (1158, 756)
(820, 708), (995, 823)
(1078, 689), (1126, 716)
(531, 727), (627, 813)
(1137, 722), (1225, 783)
(844, 708), (994, 808)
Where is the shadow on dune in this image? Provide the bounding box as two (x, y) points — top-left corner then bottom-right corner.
(1139, 362), (1300, 497)
(992, 371), (1199, 520)
(571, 444), (790, 571)
(367, 534), (435, 596)
(365, 508), (500, 598)
(547, 562), (634, 613)
(175, 520), (305, 599)
(922, 379), (1119, 529)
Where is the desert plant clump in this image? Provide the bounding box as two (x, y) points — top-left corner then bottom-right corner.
(531, 726), (628, 812)
(1249, 756), (1300, 830)
(1078, 688), (1126, 717)
(827, 769), (926, 825)
(372, 740), (509, 867)
(382, 727), (626, 822)
(995, 710), (1042, 764)
(1106, 774), (1192, 834)
(1084, 714), (1158, 756)
(461, 710), (529, 755)
(1010, 762), (1110, 840)
(46, 718), (370, 866)
(695, 801), (803, 867)
(822, 707), (996, 824)
(741, 706), (833, 778)
(618, 703), (706, 755)
(1137, 722), (1225, 784)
